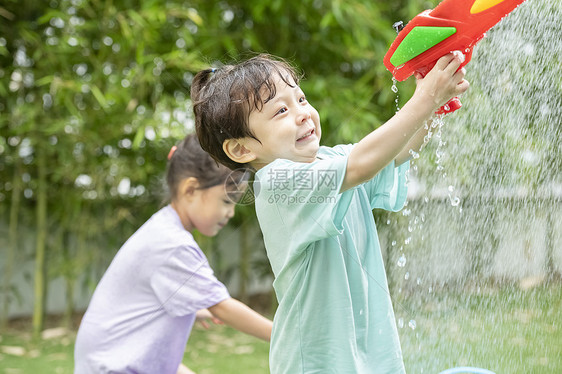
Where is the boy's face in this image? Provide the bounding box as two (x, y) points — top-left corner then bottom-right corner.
(242, 74), (321, 169)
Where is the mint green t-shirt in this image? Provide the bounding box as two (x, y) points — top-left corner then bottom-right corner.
(254, 144), (409, 374)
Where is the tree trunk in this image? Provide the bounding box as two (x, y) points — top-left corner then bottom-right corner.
(32, 146), (48, 339)
(1, 160), (22, 331)
(62, 229), (75, 330)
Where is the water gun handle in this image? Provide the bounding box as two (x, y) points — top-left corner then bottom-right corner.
(416, 46), (473, 115)
(439, 97), (462, 115)
(416, 66), (462, 115)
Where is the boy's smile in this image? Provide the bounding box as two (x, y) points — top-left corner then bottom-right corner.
(240, 74), (322, 169)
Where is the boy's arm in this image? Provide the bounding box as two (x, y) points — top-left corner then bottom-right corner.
(341, 53), (469, 191)
(208, 297), (272, 342)
(394, 118), (431, 166)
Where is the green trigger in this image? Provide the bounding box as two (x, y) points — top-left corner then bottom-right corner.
(390, 26), (457, 66)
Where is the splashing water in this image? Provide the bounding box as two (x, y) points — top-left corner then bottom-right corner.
(408, 319), (417, 330)
(397, 253), (407, 268)
(389, 1), (562, 373)
(391, 78), (399, 93)
(391, 77), (401, 111)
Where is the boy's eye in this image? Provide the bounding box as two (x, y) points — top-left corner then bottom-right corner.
(299, 96), (307, 103)
(275, 107), (287, 116)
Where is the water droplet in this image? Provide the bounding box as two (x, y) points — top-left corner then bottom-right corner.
(408, 320), (417, 330)
(449, 196), (460, 206)
(404, 237), (412, 245)
(448, 185), (454, 192)
(398, 318), (404, 328)
(386, 219), (391, 225)
(405, 272), (410, 280)
(397, 254), (406, 267)
(391, 240), (397, 246)
(391, 84), (398, 93)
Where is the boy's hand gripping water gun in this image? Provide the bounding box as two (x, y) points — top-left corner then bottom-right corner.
(383, 0), (528, 115)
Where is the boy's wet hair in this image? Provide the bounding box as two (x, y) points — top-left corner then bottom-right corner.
(166, 133), (247, 200)
(193, 54), (301, 170)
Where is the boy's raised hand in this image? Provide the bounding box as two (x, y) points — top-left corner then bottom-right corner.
(413, 52), (470, 110)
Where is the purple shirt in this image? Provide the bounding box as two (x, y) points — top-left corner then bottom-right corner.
(74, 205), (230, 374)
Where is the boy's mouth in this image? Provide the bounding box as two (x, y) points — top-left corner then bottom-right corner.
(297, 128), (315, 141)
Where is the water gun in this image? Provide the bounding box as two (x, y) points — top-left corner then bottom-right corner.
(383, 0), (528, 114)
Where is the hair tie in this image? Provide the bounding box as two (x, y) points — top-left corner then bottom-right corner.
(167, 145), (178, 160)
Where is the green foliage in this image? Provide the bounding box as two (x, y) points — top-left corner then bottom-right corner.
(1, 0), (560, 332)
(0, 0), (422, 324)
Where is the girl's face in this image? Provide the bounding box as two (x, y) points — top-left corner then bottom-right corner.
(242, 75), (321, 169)
(178, 184), (236, 236)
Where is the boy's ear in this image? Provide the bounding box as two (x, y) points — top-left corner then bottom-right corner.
(223, 138), (256, 164)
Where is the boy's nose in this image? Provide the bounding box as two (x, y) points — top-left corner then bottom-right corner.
(297, 107), (312, 124)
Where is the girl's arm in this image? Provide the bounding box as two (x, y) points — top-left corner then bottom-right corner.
(208, 297), (272, 342)
(195, 308), (223, 329)
(341, 53), (469, 191)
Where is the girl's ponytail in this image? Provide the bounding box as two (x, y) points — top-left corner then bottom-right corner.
(166, 133), (237, 201)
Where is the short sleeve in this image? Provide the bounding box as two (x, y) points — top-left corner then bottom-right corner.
(150, 246), (230, 317)
(363, 160), (409, 211)
(255, 154), (355, 250)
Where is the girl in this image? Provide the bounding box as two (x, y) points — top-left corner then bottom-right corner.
(74, 134), (272, 374)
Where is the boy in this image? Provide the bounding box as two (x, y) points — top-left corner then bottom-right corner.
(194, 54), (468, 373)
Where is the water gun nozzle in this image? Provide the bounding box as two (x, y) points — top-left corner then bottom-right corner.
(392, 21), (405, 34)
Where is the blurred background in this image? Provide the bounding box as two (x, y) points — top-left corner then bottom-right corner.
(0, 0), (560, 373)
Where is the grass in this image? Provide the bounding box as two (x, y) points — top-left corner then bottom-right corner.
(0, 284), (560, 373)
(398, 284), (562, 374)
(183, 325), (270, 373)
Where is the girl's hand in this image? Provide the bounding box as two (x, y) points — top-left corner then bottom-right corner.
(413, 52), (470, 110)
(195, 308), (223, 329)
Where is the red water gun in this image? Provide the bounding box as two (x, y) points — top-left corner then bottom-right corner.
(383, 0), (528, 115)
